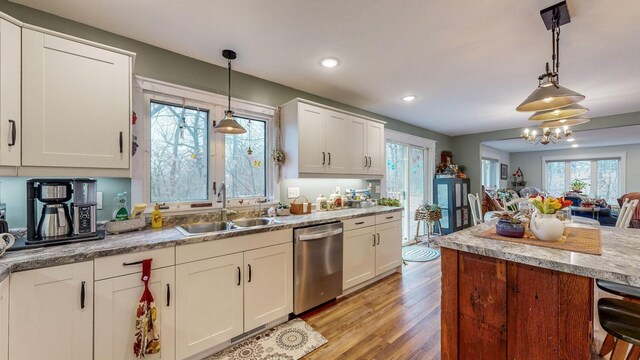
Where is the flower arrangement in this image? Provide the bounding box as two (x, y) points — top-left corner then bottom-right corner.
(569, 178), (588, 192)
(529, 196), (572, 214)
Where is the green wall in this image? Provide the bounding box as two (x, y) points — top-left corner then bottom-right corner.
(0, 0), (452, 154)
(452, 111), (640, 194)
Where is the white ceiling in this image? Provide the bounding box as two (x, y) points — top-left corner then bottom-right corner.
(12, 0), (640, 135)
(483, 125), (640, 153)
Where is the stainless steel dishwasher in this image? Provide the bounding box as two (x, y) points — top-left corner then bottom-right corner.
(293, 222), (343, 314)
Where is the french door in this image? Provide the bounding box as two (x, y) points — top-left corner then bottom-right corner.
(384, 134), (432, 244)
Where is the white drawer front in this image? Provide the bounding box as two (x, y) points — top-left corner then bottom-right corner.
(375, 212), (402, 225)
(342, 216), (375, 231)
(95, 247), (175, 280)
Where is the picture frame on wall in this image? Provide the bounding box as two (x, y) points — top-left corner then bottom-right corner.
(500, 163), (508, 180)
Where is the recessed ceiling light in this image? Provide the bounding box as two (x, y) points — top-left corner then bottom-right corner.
(572, 144), (578, 148)
(320, 57), (339, 68)
(567, 138), (575, 142)
(402, 95), (416, 102)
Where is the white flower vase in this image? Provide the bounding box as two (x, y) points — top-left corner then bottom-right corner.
(529, 210), (565, 241)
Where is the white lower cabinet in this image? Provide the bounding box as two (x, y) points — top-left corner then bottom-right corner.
(343, 217), (402, 290)
(8, 261), (93, 360)
(94, 266), (176, 360)
(244, 243), (293, 331)
(0, 277), (8, 360)
(343, 226), (377, 290)
(175, 253), (244, 359)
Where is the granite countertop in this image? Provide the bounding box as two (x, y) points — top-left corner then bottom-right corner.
(429, 220), (640, 286)
(0, 206), (402, 280)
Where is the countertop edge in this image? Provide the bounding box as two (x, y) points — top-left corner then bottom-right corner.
(0, 207), (402, 276)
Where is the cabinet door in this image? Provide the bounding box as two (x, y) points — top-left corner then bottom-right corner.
(375, 220), (402, 275)
(343, 227), (376, 290)
(348, 117), (368, 174)
(0, 277), (8, 360)
(324, 110), (349, 174)
(0, 18), (21, 167)
(244, 243), (293, 331)
(175, 253), (243, 359)
(9, 262), (93, 360)
(297, 103), (326, 174)
(22, 28), (131, 169)
(94, 267), (175, 360)
(367, 121), (385, 175)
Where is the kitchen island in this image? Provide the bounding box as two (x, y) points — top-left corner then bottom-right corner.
(429, 220), (640, 360)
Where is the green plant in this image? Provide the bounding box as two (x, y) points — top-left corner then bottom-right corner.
(570, 178), (588, 192)
(277, 202), (289, 209)
(428, 204), (441, 212)
(378, 198), (401, 207)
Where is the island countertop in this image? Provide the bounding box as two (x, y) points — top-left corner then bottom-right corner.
(429, 220), (640, 286)
(0, 206), (402, 281)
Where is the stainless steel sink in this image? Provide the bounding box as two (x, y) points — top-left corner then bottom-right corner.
(232, 217), (279, 228)
(176, 221), (235, 236)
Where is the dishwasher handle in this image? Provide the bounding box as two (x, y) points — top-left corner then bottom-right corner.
(297, 228), (343, 241)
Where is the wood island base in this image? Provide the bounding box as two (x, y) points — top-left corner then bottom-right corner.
(441, 248), (594, 360)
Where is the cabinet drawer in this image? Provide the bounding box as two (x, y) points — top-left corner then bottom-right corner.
(95, 247), (175, 280)
(375, 212), (401, 224)
(342, 216), (375, 231)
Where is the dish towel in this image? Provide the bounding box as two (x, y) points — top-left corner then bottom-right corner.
(133, 259), (161, 357)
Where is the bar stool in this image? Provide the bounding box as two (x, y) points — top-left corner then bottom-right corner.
(597, 279), (640, 359)
(598, 298), (640, 360)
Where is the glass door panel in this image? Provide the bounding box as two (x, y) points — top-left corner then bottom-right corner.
(408, 146), (426, 240)
(385, 142), (408, 241)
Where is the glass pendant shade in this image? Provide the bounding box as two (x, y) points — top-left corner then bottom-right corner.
(539, 117), (590, 128)
(214, 110), (246, 134)
(516, 80), (585, 112)
(528, 104), (588, 121)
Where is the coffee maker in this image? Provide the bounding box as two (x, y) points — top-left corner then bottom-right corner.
(26, 178), (104, 245)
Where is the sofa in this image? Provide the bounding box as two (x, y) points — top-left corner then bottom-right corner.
(618, 192), (640, 228)
(564, 194), (617, 227)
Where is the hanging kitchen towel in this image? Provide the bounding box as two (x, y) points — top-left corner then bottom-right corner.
(133, 259), (161, 357)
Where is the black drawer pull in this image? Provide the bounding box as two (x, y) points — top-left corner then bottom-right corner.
(386, 216), (394, 219)
(8, 120), (16, 146)
(80, 281), (86, 309)
(166, 284), (171, 307)
(122, 259), (151, 266)
(248, 264), (252, 282)
(237, 266), (241, 286)
(355, 221), (365, 225)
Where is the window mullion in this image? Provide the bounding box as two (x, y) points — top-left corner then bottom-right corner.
(591, 160), (597, 198)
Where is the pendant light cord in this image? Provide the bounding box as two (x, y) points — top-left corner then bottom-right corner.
(227, 58), (232, 111)
(551, 10), (561, 84)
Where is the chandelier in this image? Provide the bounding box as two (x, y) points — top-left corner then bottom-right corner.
(521, 126), (572, 145)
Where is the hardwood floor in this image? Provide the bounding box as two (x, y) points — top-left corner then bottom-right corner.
(301, 257), (442, 359)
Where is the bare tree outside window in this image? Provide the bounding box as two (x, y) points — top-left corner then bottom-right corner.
(150, 101), (208, 202)
(225, 117), (266, 198)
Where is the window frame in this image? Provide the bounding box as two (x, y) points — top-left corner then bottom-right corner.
(134, 76), (277, 213)
(542, 152), (626, 201)
(481, 157), (499, 189)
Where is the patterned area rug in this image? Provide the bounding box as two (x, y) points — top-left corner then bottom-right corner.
(402, 243), (440, 262)
(205, 318), (327, 360)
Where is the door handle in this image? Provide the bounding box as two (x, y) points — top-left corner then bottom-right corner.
(328, 152), (331, 166)
(119, 131), (124, 153)
(248, 264), (252, 283)
(8, 120), (16, 146)
(297, 228), (343, 241)
(80, 281), (86, 309)
(377, 233), (381, 245)
(322, 152), (326, 165)
(237, 266), (241, 286)
(372, 234), (376, 247)
(364, 156), (367, 168)
(166, 284), (171, 307)
(368, 157), (372, 168)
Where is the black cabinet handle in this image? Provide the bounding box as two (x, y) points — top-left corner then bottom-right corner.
(80, 281), (86, 309)
(8, 120), (16, 146)
(377, 233), (381, 245)
(322, 152), (325, 165)
(386, 216), (394, 220)
(355, 221), (365, 225)
(372, 234), (376, 247)
(237, 266), (241, 286)
(364, 156), (367, 167)
(328, 152), (331, 166)
(368, 157), (372, 168)
(166, 284), (171, 307)
(119, 131), (123, 153)
(248, 264), (252, 282)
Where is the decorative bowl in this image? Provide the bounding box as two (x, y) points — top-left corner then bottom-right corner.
(496, 218), (525, 238)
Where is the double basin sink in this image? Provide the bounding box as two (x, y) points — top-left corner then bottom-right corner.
(176, 217), (280, 236)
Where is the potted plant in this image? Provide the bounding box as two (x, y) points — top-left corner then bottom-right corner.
(495, 213), (525, 238)
(276, 202), (290, 216)
(528, 196), (572, 241)
(570, 178), (588, 193)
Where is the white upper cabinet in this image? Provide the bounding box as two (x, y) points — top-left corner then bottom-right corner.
(21, 26), (133, 170)
(281, 98), (385, 178)
(0, 16), (21, 170)
(9, 261), (94, 360)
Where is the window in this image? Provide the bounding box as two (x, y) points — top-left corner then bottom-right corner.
(150, 101), (209, 202)
(481, 158), (498, 189)
(141, 78), (275, 209)
(544, 157), (622, 203)
(224, 117), (267, 198)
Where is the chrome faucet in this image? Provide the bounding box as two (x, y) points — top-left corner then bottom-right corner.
(256, 198), (269, 216)
(217, 182), (236, 221)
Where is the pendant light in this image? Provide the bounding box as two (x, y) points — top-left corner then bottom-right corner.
(516, 2), (586, 113)
(529, 104), (589, 121)
(214, 49), (246, 134)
